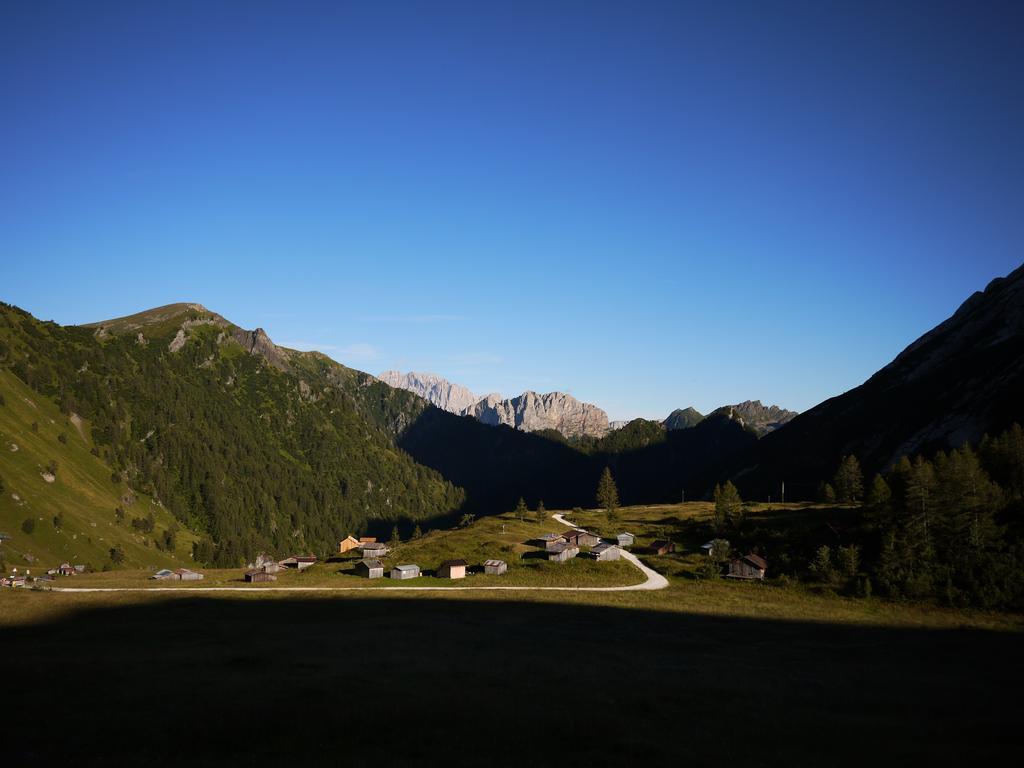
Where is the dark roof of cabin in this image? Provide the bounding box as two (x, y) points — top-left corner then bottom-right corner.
(441, 559), (467, 567)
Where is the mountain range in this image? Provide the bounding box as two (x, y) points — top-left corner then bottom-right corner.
(379, 370), (796, 439)
(1, 261), (1022, 568)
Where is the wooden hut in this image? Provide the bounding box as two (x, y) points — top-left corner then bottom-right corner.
(279, 555), (317, 570)
(390, 564), (421, 580)
(355, 559), (385, 579)
(244, 569), (277, 583)
(591, 543), (620, 561)
(438, 559), (467, 579)
(483, 559), (507, 575)
(360, 542), (388, 559)
(174, 568), (204, 581)
(576, 530), (601, 547)
(547, 543), (579, 562)
(540, 533), (567, 551)
(338, 535), (361, 554)
(648, 540), (675, 556)
(616, 532), (635, 548)
(57, 563), (76, 576)
(727, 553), (768, 581)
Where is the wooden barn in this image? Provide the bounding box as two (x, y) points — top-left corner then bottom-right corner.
(648, 540), (675, 556)
(338, 535), (361, 554)
(547, 543), (579, 562)
(727, 553), (768, 581)
(390, 564), (421, 580)
(355, 559), (384, 579)
(174, 568), (204, 581)
(563, 530), (599, 548)
(483, 559), (507, 575)
(591, 543), (620, 561)
(616, 532), (635, 548)
(360, 542), (388, 559)
(245, 569), (277, 583)
(540, 533), (567, 551)
(279, 556), (317, 570)
(438, 559), (467, 579)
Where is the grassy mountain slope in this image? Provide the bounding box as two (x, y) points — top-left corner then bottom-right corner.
(0, 368), (196, 571)
(0, 302), (464, 566)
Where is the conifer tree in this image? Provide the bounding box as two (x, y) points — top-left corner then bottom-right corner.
(412, 524), (423, 540)
(596, 468), (620, 519)
(713, 481), (742, 532)
(535, 499), (546, 524)
(818, 481), (837, 504)
(866, 474), (892, 507)
(391, 524), (401, 544)
(515, 497), (528, 522)
(833, 455), (864, 503)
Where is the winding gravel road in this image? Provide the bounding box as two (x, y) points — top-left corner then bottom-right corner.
(50, 514), (668, 594)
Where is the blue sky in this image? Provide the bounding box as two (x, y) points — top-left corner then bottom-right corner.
(2, 1), (1022, 420)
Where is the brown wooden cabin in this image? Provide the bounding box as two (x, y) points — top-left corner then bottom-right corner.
(245, 569), (277, 583)
(727, 553), (768, 581)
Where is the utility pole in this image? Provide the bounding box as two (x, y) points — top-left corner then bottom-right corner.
(781, 481), (785, 504)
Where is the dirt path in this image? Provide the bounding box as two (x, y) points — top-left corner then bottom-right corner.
(49, 515), (669, 595)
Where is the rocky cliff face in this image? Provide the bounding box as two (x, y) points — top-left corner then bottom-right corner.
(463, 390), (610, 438)
(710, 401), (797, 436)
(377, 371), (482, 414)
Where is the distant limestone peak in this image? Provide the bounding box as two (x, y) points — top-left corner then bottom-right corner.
(710, 400), (797, 436)
(378, 371), (482, 414)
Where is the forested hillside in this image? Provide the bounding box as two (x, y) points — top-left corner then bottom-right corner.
(0, 303), (463, 565)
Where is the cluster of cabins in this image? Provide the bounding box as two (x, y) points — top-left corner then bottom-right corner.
(0, 561), (86, 588)
(342, 534), (514, 580)
(538, 529), (624, 562)
(151, 567), (204, 581)
(242, 553), (318, 582)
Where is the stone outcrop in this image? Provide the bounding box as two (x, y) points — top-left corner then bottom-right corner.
(377, 371), (481, 414)
(709, 401), (796, 436)
(463, 391), (609, 438)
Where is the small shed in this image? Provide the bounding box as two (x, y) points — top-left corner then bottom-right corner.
(390, 564), (421, 580)
(279, 555), (317, 570)
(727, 553), (768, 581)
(576, 530), (601, 547)
(438, 559), (467, 579)
(174, 568), (204, 581)
(355, 559), (385, 579)
(73, 564), (86, 574)
(338, 535), (361, 554)
(648, 540), (675, 556)
(540, 533), (566, 551)
(547, 543), (579, 562)
(483, 559), (507, 575)
(245, 569), (277, 583)
(591, 543), (621, 561)
(57, 563), (76, 576)
(151, 569), (176, 580)
(616, 532), (635, 548)
(360, 542), (388, 558)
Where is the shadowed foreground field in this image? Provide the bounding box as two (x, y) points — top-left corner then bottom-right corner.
(2, 593), (1021, 766)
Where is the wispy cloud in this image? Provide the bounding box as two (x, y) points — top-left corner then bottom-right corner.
(361, 314), (464, 325)
(280, 340), (382, 359)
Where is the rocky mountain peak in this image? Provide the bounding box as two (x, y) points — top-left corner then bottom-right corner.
(378, 371), (482, 414)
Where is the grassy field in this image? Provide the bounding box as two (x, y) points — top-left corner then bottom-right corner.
(3, 501), (1022, 764)
(0, 369), (198, 571)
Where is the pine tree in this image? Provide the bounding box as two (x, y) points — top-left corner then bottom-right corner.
(818, 481), (837, 504)
(596, 468), (619, 518)
(713, 481), (742, 532)
(412, 524), (423, 540)
(391, 524), (401, 544)
(866, 474), (891, 507)
(535, 500), (546, 524)
(515, 497), (528, 522)
(833, 455), (864, 503)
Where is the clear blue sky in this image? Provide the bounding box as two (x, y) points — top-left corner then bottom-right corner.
(3, 1), (1022, 420)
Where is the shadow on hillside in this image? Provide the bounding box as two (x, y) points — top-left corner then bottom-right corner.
(1, 596), (1020, 765)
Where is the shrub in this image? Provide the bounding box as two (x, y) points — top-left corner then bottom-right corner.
(22, 518), (35, 535)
